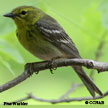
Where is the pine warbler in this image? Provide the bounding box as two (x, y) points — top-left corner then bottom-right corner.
(4, 6), (103, 97)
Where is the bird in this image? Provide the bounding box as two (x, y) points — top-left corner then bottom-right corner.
(4, 6), (103, 97)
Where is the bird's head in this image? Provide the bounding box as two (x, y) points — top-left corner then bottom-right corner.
(4, 6), (43, 28)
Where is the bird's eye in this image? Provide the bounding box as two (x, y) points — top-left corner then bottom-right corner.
(21, 11), (27, 15)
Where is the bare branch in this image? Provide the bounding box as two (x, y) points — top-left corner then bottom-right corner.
(0, 58), (108, 93)
(59, 83), (83, 100)
(14, 91), (108, 104)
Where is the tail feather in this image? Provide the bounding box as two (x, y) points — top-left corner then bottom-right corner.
(73, 66), (103, 97)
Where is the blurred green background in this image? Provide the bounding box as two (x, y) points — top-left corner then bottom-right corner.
(0, 0), (108, 105)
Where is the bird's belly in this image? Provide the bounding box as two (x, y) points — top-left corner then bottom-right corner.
(33, 44), (65, 60)
(17, 32), (65, 60)
(25, 41), (64, 60)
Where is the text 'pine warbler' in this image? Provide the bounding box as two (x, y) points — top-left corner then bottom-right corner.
(4, 6), (103, 97)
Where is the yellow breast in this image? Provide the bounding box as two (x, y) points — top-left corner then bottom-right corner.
(16, 28), (64, 60)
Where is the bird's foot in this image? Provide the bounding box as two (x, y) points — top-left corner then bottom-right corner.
(48, 57), (59, 74)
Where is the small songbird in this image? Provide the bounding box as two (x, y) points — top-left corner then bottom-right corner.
(4, 6), (103, 97)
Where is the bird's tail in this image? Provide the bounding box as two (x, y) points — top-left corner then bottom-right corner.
(72, 66), (103, 97)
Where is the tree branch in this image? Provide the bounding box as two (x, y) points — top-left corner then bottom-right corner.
(0, 58), (108, 93)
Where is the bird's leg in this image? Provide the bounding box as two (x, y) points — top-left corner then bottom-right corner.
(48, 56), (62, 74)
(48, 56), (73, 74)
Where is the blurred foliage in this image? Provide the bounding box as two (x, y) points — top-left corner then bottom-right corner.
(0, 0), (108, 105)
(99, 0), (108, 29)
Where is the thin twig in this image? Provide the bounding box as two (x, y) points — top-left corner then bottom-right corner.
(14, 91), (108, 104)
(59, 83), (83, 100)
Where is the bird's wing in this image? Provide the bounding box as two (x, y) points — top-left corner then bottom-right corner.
(35, 15), (80, 58)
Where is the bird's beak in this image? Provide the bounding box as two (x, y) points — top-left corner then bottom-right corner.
(3, 13), (16, 18)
